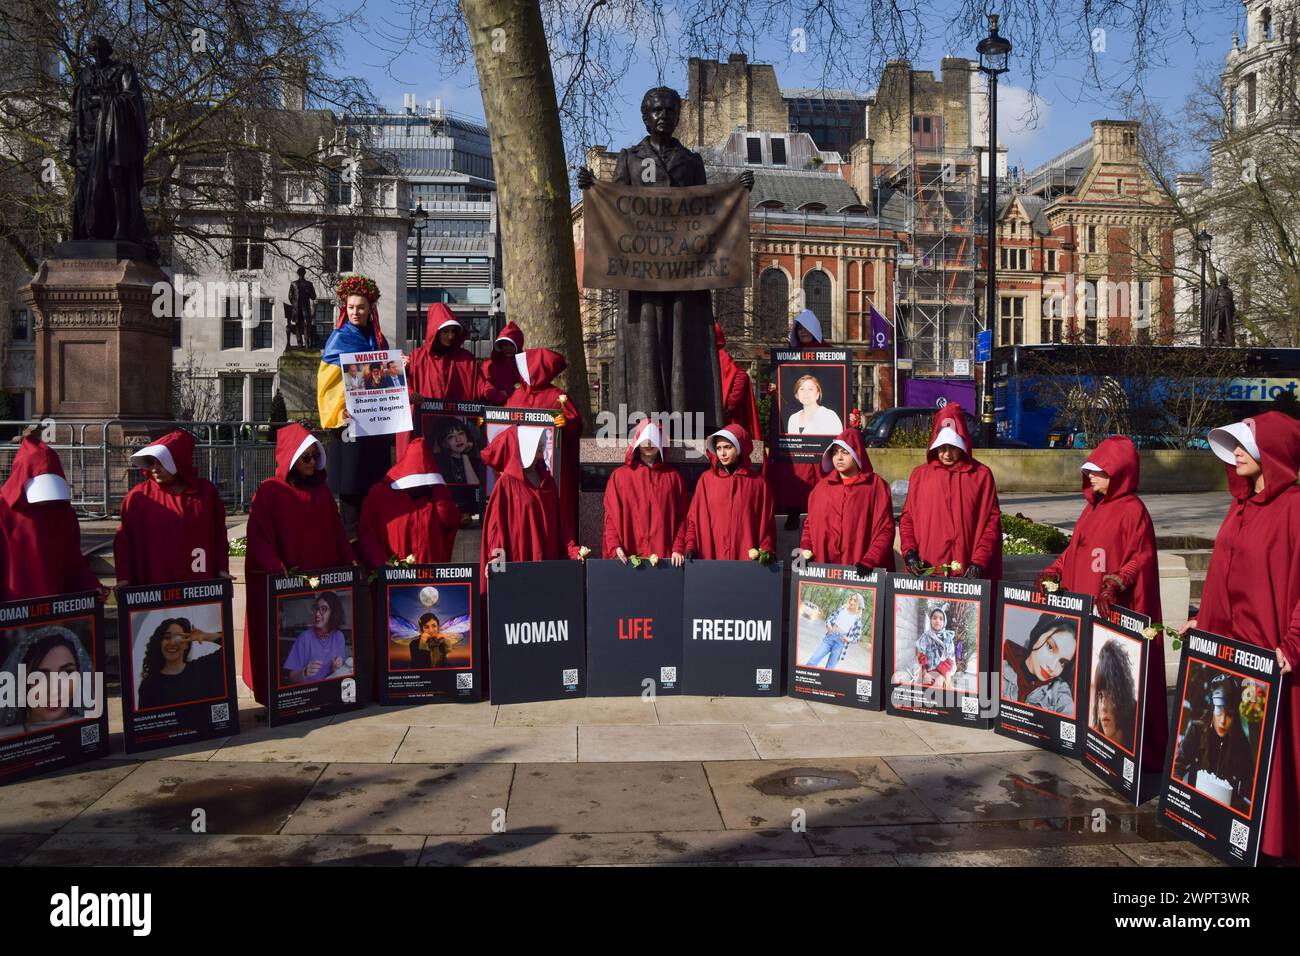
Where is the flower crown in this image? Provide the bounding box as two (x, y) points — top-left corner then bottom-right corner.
(335, 274), (380, 302)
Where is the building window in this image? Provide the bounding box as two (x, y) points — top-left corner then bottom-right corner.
(1246, 73), (1257, 114)
(1263, 8), (1273, 40)
(323, 227), (354, 273)
(220, 376), (243, 422)
(231, 228), (264, 271)
(802, 270), (832, 334)
(252, 375), (275, 421)
(999, 296), (1024, 345)
(221, 296), (243, 350)
(315, 301), (336, 347)
(759, 268), (790, 333)
(770, 137), (787, 166)
(1045, 250), (1057, 272)
(11, 309), (30, 342)
(746, 137), (762, 164)
(599, 288), (617, 336)
(327, 167), (352, 205)
(252, 299), (274, 349)
(1115, 178), (1124, 195)
(1086, 224), (1098, 254)
(1041, 295), (1064, 343)
(1136, 280), (1153, 329)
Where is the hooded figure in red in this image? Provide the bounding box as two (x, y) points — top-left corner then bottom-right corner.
(481, 321), (525, 395)
(767, 309), (826, 528)
(1037, 435), (1166, 768)
(715, 323), (761, 441)
(114, 430), (229, 586)
(899, 405), (1002, 580)
(358, 438), (460, 567)
(602, 419), (688, 562)
(480, 425), (580, 584)
(685, 425), (775, 560)
(1197, 412), (1300, 861)
(242, 423), (354, 703)
(404, 304), (505, 455)
(0, 436), (101, 601)
(801, 429), (895, 570)
(507, 348), (583, 533)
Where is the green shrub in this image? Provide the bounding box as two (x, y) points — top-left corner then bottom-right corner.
(228, 535), (247, 556)
(1000, 513), (1070, 554)
(886, 419), (933, 448)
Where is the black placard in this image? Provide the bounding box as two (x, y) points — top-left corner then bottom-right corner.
(788, 563), (886, 710)
(416, 399), (488, 515)
(994, 585), (1092, 756)
(768, 347), (851, 463)
(117, 578), (239, 753)
(375, 564), (482, 704)
(1080, 605), (1154, 803)
(0, 591), (107, 784)
(1158, 628), (1282, 866)
(886, 574), (993, 727)
(682, 561), (784, 696)
(488, 560), (586, 704)
(267, 566), (367, 726)
(586, 559), (683, 697)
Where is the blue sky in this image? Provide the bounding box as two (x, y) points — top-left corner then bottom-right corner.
(336, 0), (1244, 172)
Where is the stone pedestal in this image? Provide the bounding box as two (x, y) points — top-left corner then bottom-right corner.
(278, 349), (322, 426)
(22, 254), (172, 420)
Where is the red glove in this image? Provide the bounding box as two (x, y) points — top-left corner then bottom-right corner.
(1096, 574), (1125, 617)
(1034, 569), (1060, 593)
(918, 653), (930, 671)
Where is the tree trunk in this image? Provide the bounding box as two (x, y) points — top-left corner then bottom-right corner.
(460, 0), (592, 430)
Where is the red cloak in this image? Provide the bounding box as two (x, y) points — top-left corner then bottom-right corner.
(358, 438), (460, 567)
(716, 323), (761, 441)
(684, 425), (776, 560)
(114, 429), (229, 586)
(898, 404), (1002, 579)
(1198, 412), (1300, 860)
(1043, 435), (1166, 768)
(0, 436), (100, 601)
(506, 348), (583, 534)
(766, 311), (825, 513)
(480, 426), (579, 582)
(601, 420), (688, 558)
(403, 304), (505, 455)
(481, 321), (525, 394)
(241, 424), (354, 703)
(801, 428), (896, 569)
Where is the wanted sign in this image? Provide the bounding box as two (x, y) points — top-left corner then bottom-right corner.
(341, 349), (413, 437)
(376, 564), (481, 705)
(586, 559), (683, 697)
(788, 563), (886, 711)
(682, 561), (784, 697)
(1158, 628), (1282, 866)
(488, 560), (586, 705)
(1081, 605), (1155, 803)
(118, 578), (238, 754)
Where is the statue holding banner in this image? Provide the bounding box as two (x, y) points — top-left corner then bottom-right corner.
(578, 87), (753, 438)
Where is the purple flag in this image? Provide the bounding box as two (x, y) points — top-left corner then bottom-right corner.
(869, 304), (891, 351)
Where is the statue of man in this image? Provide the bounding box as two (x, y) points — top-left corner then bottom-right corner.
(67, 35), (156, 256)
(288, 266), (318, 348)
(577, 87), (753, 436)
(1207, 275), (1235, 346)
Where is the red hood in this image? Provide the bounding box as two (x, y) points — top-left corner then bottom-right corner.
(714, 322), (727, 349)
(820, 428), (875, 477)
(624, 419), (665, 467)
(274, 423), (325, 482)
(1226, 412), (1300, 504)
(705, 424), (754, 473)
(424, 303), (466, 351)
(1, 436), (69, 508)
(516, 348), (567, 387)
(1082, 435), (1140, 504)
(385, 437), (445, 487)
(494, 321), (525, 353)
(481, 425), (548, 483)
(925, 403), (975, 466)
(134, 429), (199, 486)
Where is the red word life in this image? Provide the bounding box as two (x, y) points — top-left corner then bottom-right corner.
(619, 618), (654, 641)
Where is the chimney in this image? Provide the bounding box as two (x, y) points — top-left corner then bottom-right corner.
(433, 97), (442, 117)
(279, 57), (308, 110)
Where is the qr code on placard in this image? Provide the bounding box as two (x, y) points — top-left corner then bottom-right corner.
(456, 673), (473, 689)
(210, 702), (230, 724)
(856, 678), (872, 697)
(1123, 757), (1135, 784)
(1060, 722), (1077, 744)
(80, 723), (100, 746)
(1229, 819), (1250, 852)
(961, 696), (979, 716)
(756, 668), (773, 686)
(660, 667), (677, 683)
(562, 668), (578, 687)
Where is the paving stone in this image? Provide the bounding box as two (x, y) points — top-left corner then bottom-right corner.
(211, 718), (408, 763)
(394, 726), (576, 763)
(579, 724), (759, 761)
(804, 701), (893, 723)
(419, 829), (813, 866)
(895, 845), (1137, 866)
(496, 697), (658, 727)
(22, 832), (424, 866)
(654, 696), (819, 725)
(1118, 841), (1226, 866)
(0, 762), (140, 834)
(0, 833), (52, 865)
(901, 718), (1038, 754)
(331, 702), (498, 728)
(746, 721), (932, 759)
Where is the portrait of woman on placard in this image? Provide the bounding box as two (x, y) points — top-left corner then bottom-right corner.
(785, 374), (843, 436)
(136, 616), (226, 710)
(0, 626), (95, 738)
(1089, 637), (1138, 751)
(406, 612), (453, 670)
(283, 591), (352, 685)
(1001, 612), (1078, 716)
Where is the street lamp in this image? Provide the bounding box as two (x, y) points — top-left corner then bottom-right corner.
(411, 198), (428, 344)
(1196, 228), (1213, 345)
(977, 13), (1011, 447)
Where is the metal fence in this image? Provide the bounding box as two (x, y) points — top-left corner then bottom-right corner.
(0, 420), (291, 517)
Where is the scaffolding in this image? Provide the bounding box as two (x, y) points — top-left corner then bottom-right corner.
(878, 146), (980, 379)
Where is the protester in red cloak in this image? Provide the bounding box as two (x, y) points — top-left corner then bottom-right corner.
(0, 436), (101, 601)
(767, 309), (826, 530)
(481, 321), (525, 395)
(480, 426), (581, 585)
(715, 323), (761, 441)
(242, 424), (354, 703)
(403, 304), (505, 455)
(114, 429), (229, 586)
(1036, 435), (1166, 768)
(899, 404), (1002, 580)
(507, 348), (583, 533)
(602, 419), (688, 564)
(1194, 413), (1300, 862)
(685, 425), (775, 560)
(358, 438), (460, 567)
(801, 428), (895, 571)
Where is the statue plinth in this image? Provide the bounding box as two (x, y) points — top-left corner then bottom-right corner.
(22, 254), (173, 421)
(278, 349), (322, 426)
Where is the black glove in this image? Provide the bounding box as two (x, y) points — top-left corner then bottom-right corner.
(854, 563), (872, 577)
(962, 563), (982, 579)
(904, 550), (925, 575)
